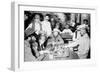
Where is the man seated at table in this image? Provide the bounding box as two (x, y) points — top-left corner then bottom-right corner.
(66, 27), (90, 59)
(61, 24), (73, 35)
(60, 24), (73, 43)
(38, 32), (47, 50)
(47, 28), (64, 46)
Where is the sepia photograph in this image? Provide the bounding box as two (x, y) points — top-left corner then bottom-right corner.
(24, 11), (91, 62)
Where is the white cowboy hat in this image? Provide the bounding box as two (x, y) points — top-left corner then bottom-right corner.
(53, 28), (61, 33)
(77, 24), (88, 30)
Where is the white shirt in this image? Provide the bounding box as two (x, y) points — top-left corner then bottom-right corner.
(62, 29), (73, 35)
(34, 22), (41, 35)
(41, 21), (52, 37)
(67, 33), (90, 58)
(26, 22), (41, 35)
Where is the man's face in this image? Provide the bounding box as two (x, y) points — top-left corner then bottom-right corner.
(53, 31), (58, 37)
(67, 21), (71, 25)
(84, 21), (87, 25)
(35, 15), (40, 22)
(51, 18), (54, 21)
(65, 25), (69, 29)
(45, 16), (49, 21)
(80, 29), (86, 36)
(32, 43), (38, 49)
(56, 25), (59, 29)
(39, 35), (46, 44)
(24, 14), (28, 20)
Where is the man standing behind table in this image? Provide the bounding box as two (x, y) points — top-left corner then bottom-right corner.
(25, 14), (43, 51)
(41, 14), (52, 37)
(25, 14), (42, 36)
(66, 27), (90, 59)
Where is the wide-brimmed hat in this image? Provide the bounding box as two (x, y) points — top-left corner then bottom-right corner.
(53, 28), (61, 33)
(77, 24), (88, 30)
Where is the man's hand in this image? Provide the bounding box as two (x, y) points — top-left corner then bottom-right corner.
(27, 37), (31, 41)
(69, 47), (73, 51)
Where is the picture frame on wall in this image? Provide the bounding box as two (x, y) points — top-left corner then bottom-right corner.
(11, 2), (96, 71)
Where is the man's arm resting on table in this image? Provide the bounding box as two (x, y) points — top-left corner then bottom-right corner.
(65, 40), (79, 51)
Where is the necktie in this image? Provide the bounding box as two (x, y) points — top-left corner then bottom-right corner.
(75, 31), (77, 39)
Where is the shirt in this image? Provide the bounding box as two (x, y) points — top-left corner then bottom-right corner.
(34, 22), (41, 35)
(25, 22), (41, 35)
(62, 29), (73, 35)
(67, 33), (90, 56)
(41, 21), (52, 37)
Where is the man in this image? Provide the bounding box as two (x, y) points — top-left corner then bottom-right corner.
(47, 28), (64, 46)
(61, 24), (73, 35)
(68, 20), (76, 32)
(25, 14), (42, 36)
(41, 14), (52, 37)
(38, 33), (47, 50)
(77, 19), (89, 31)
(73, 19), (89, 41)
(66, 27), (90, 59)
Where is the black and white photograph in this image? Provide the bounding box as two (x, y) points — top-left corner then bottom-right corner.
(24, 11), (91, 62)
(10, 2), (97, 71)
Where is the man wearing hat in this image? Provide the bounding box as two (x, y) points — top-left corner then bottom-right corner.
(66, 27), (90, 59)
(47, 28), (64, 46)
(73, 21), (89, 41)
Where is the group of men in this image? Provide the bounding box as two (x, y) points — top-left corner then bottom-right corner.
(24, 13), (90, 61)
